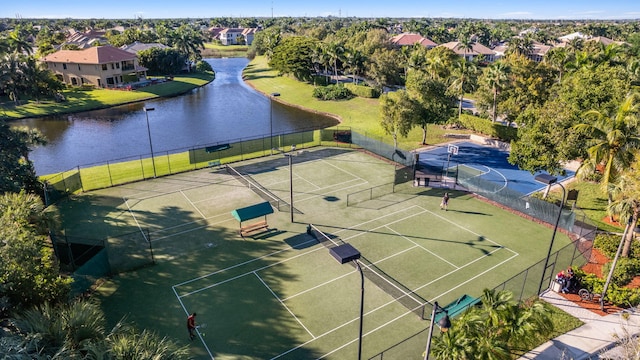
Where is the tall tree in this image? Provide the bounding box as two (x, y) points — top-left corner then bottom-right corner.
(379, 90), (418, 148)
(573, 92), (640, 204)
(449, 58), (479, 119)
(0, 192), (70, 309)
(608, 161), (640, 257)
(483, 61), (510, 122)
(0, 123), (46, 194)
(406, 69), (456, 144)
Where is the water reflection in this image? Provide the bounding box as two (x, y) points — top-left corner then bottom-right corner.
(13, 58), (338, 175)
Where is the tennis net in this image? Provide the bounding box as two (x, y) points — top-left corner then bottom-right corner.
(309, 224), (427, 319)
(226, 165), (285, 211)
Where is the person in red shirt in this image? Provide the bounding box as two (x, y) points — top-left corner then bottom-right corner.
(187, 313), (197, 340)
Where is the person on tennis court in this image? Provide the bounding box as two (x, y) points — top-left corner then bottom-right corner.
(187, 312), (197, 340)
(440, 192), (450, 211)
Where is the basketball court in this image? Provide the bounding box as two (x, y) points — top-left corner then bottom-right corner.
(417, 141), (575, 195)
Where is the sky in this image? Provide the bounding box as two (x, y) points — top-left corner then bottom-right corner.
(3, 0), (640, 20)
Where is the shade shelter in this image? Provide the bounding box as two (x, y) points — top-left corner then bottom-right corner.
(231, 202), (274, 237)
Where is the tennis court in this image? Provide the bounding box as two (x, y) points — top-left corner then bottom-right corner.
(417, 141), (575, 195)
(57, 147), (573, 359)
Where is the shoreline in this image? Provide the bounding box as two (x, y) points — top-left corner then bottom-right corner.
(2, 72), (215, 122)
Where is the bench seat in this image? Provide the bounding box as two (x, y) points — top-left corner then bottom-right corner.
(240, 220), (269, 237)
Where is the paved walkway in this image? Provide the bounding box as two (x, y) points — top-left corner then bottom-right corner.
(519, 290), (640, 359)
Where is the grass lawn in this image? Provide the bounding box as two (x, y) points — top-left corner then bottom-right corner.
(1, 72), (214, 120)
(202, 43), (248, 58)
(243, 56), (469, 151)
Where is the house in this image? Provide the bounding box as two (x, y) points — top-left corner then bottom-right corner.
(219, 28), (259, 45)
(61, 29), (109, 49)
(493, 41), (552, 63)
(120, 41), (169, 54)
(390, 33), (437, 49)
(558, 32), (589, 43)
(437, 41), (496, 63)
(41, 45), (148, 88)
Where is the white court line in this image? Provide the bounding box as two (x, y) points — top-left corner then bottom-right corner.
(254, 272), (315, 338)
(385, 226), (460, 269)
(172, 286), (215, 360)
(282, 270), (354, 301)
(294, 180), (369, 204)
(271, 290), (421, 360)
(149, 217), (236, 243)
(123, 197), (149, 242)
(180, 190), (207, 219)
(175, 240), (323, 293)
(430, 252), (520, 302)
(148, 212), (230, 236)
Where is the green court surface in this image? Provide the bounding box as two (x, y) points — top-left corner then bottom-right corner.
(56, 147), (572, 360)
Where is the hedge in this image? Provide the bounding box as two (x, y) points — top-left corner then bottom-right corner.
(458, 114), (518, 142)
(344, 83), (380, 98)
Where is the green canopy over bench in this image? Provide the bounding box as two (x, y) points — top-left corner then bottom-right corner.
(231, 202), (274, 237)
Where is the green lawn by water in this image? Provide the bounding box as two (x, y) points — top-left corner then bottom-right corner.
(1, 72), (214, 120)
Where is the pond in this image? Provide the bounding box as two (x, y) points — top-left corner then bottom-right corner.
(13, 58), (339, 175)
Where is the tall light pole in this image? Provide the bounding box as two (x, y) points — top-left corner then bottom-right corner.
(534, 174), (566, 295)
(144, 107), (156, 178)
(274, 145), (295, 223)
(423, 302), (451, 360)
(269, 92), (280, 155)
(330, 243), (363, 360)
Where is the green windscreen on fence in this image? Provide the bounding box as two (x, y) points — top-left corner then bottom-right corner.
(457, 166), (575, 231)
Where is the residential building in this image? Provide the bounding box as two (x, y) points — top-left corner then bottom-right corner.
(219, 28), (259, 45)
(61, 29), (109, 49)
(390, 33), (437, 49)
(41, 45), (147, 88)
(120, 41), (169, 54)
(437, 41), (496, 63)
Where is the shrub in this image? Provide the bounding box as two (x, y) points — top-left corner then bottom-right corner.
(603, 257), (640, 286)
(344, 83), (380, 98)
(594, 232), (640, 260)
(312, 84), (353, 101)
(458, 114), (518, 142)
(195, 60), (213, 73)
(574, 268), (640, 307)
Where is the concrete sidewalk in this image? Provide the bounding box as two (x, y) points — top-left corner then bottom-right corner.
(519, 291), (640, 359)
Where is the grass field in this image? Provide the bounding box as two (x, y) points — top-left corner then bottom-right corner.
(56, 147), (573, 359)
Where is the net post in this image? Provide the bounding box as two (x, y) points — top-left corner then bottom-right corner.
(146, 229), (155, 264)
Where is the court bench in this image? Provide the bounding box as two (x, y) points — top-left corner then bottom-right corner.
(240, 220), (269, 237)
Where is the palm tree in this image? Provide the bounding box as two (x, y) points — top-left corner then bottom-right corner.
(172, 25), (205, 66)
(574, 93), (640, 204)
(456, 36), (474, 62)
(484, 62), (510, 122)
(545, 47), (572, 83)
(326, 41), (344, 84)
(449, 59), (479, 119)
(430, 289), (552, 360)
(607, 160), (640, 257)
(344, 48), (366, 85)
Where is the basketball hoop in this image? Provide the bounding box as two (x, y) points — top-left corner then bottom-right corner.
(448, 144), (459, 156)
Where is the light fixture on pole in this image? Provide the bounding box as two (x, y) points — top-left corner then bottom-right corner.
(423, 302), (451, 360)
(269, 92), (280, 155)
(329, 243), (363, 360)
(143, 107), (156, 178)
(534, 174), (566, 295)
(600, 216), (640, 311)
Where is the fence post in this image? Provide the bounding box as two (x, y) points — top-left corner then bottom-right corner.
(107, 161), (113, 187)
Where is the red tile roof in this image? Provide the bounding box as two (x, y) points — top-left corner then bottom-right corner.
(391, 33), (437, 47)
(41, 45), (136, 64)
